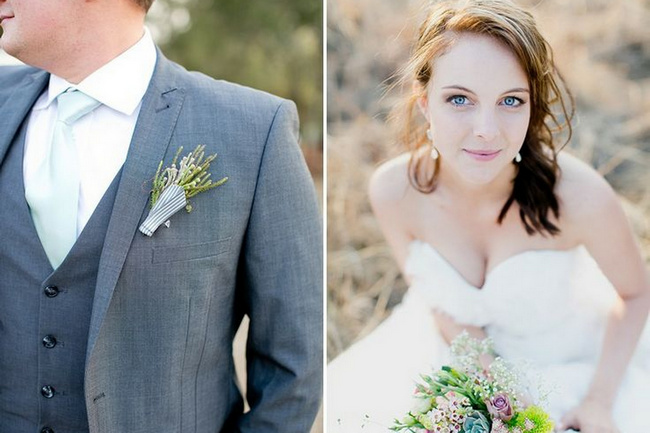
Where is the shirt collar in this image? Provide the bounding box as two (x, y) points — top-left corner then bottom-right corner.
(35, 27), (157, 116)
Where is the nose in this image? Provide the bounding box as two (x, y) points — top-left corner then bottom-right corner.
(473, 108), (500, 142)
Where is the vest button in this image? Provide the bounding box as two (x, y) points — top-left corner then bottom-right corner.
(41, 428), (54, 433)
(44, 286), (60, 298)
(41, 385), (55, 399)
(42, 335), (57, 349)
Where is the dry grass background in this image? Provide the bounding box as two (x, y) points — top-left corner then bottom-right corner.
(327, 0), (650, 362)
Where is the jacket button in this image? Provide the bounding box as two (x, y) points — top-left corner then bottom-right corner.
(41, 385), (55, 399)
(44, 286), (60, 298)
(41, 428), (54, 433)
(42, 335), (57, 349)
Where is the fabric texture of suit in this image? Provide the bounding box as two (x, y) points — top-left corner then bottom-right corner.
(0, 49), (323, 433)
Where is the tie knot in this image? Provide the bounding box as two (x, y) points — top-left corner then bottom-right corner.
(56, 89), (101, 124)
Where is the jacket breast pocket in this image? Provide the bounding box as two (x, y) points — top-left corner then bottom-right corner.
(151, 237), (231, 264)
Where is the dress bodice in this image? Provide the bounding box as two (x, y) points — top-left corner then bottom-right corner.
(405, 240), (633, 365)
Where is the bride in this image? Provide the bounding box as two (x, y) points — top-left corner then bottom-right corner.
(327, 1), (650, 432)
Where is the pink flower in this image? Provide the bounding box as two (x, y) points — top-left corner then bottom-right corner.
(490, 419), (509, 433)
(486, 393), (514, 422)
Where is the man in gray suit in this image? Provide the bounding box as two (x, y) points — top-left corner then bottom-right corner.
(0, 0), (322, 432)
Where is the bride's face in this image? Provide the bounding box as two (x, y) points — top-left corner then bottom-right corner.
(420, 33), (531, 185)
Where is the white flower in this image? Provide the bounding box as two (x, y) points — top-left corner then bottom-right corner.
(410, 396), (432, 414)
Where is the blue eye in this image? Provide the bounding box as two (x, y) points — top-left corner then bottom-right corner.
(502, 96), (522, 107)
(448, 95), (468, 106)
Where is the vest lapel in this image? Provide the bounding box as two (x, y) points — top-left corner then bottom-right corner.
(0, 69), (49, 167)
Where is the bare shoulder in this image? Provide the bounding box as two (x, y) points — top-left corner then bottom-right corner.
(556, 154), (647, 299)
(368, 153), (413, 210)
(556, 151), (622, 233)
(367, 153), (421, 270)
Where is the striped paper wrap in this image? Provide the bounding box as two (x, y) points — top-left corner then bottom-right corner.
(139, 184), (187, 236)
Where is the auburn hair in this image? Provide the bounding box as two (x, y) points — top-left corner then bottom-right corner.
(392, 0), (574, 235)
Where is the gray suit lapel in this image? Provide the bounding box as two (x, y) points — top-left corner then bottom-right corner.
(0, 70), (49, 166)
(86, 53), (186, 361)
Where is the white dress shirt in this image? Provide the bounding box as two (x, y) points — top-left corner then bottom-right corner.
(24, 28), (157, 236)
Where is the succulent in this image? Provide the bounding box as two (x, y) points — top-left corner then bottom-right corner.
(463, 411), (490, 433)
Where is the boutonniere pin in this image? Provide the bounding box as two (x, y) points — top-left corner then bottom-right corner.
(139, 145), (228, 236)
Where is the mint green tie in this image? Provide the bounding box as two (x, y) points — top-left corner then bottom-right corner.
(26, 89), (101, 269)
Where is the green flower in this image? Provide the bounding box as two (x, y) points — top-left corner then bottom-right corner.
(416, 413), (435, 430)
(463, 411), (490, 433)
(510, 406), (554, 433)
(390, 412), (427, 432)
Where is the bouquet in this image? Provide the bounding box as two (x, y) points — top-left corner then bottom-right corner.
(391, 333), (553, 433)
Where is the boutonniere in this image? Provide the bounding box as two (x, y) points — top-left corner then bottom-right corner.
(139, 145), (228, 236)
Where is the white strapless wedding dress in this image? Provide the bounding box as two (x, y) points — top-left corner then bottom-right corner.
(328, 241), (650, 432)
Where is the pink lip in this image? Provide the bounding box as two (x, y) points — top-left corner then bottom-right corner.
(0, 15), (14, 24)
(463, 149), (501, 161)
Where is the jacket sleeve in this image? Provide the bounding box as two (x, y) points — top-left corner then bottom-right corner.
(235, 99), (322, 432)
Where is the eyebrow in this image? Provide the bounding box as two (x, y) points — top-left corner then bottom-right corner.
(441, 85), (530, 94)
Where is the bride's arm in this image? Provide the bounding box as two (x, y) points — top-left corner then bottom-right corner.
(576, 194), (649, 406)
(368, 155), (416, 270)
(558, 155), (650, 430)
(369, 156), (490, 347)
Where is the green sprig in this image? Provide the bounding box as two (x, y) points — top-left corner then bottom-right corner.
(150, 145), (229, 212)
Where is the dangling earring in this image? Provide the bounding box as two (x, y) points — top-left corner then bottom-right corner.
(426, 129), (439, 160)
(515, 152), (522, 163)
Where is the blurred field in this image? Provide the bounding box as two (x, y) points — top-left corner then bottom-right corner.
(327, 0), (650, 362)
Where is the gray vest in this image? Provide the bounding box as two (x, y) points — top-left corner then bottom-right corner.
(0, 120), (121, 433)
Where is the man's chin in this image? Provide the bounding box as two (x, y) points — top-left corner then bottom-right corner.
(0, 39), (26, 65)
(0, 38), (12, 56)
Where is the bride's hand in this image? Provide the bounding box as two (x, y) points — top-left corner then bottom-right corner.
(431, 310), (488, 345)
(557, 398), (619, 433)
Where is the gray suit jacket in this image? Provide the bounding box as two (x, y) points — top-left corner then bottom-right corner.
(0, 50), (322, 433)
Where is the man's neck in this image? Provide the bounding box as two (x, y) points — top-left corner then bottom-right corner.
(51, 26), (146, 84)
